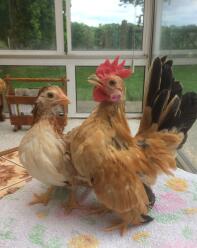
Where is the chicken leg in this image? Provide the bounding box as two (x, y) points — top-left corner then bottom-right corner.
(104, 221), (129, 236)
(87, 204), (111, 216)
(62, 188), (83, 214)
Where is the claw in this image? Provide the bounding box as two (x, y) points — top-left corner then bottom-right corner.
(104, 221), (128, 236)
(141, 214), (154, 223)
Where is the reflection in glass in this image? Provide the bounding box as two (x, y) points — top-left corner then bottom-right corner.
(70, 0), (144, 51)
(0, 0), (56, 50)
(159, 0), (197, 50)
(181, 122), (197, 169)
(76, 66), (144, 113)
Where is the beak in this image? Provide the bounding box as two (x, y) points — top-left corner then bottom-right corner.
(55, 93), (71, 105)
(88, 74), (103, 87)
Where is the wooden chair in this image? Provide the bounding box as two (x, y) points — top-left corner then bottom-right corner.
(4, 76), (68, 131)
(0, 94), (4, 121)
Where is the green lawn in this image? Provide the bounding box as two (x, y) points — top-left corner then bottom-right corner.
(0, 66), (66, 88)
(0, 65), (196, 101)
(76, 66), (144, 101)
(173, 65), (197, 93)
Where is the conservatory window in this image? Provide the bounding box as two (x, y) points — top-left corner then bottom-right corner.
(154, 0), (197, 57)
(75, 65), (145, 113)
(66, 0), (145, 53)
(0, 0), (56, 50)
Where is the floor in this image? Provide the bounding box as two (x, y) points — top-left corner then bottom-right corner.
(0, 149), (31, 198)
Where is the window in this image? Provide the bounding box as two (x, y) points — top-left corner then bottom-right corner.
(0, 0), (56, 50)
(180, 123), (197, 170)
(125, 66), (145, 113)
(75, 65), (145, 113)
(173, 65), (197, 170)
(0, 0), (153, 117)
(0, 65), (66, 117)
(76, 66), (97, 113)
(0, 66), (66, 87)
(173, 65), (197, 93)
(154, 0), (197, 56)
(68, 0), (144, 51)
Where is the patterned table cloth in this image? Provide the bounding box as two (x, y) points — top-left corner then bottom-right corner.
(0, 168), (197, 248)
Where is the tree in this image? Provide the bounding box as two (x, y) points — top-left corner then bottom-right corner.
(0, 0), (56, 49)
(119, 0), (144, 7)
(71, 22), (95, 50)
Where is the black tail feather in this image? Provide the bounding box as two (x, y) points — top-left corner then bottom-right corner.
(169, 80), (183, 101)
(152, 90), (170, 123)
(159, 96), (181, 130)
(174, 92), (197, 134)
(140, 56), (197, 147)
(160, 60), (173, 91)
(146, 58), (162, 107)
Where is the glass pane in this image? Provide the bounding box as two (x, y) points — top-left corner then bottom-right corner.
(173, 65), (197, 93)
(0, 0), (56, 50)
(70, 0), (144, 51)
(181, 122), (197, 168)
(125, 66), (144, 112)
(174, 64), (197, 169)
(0, 66), (66, 88)
(76, 66), (97, 113)
(0, 66), (66, 117)
(76, 66), (144, 113)
(157, 0), (197, 51)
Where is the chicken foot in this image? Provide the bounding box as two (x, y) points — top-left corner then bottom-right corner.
(62, 188), (86, 215)
(29, 186), (55, 206)
(87, 204), (111, 216)
(104, 221), (128, 236)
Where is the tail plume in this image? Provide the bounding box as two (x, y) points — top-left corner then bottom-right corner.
(138, 56), (197, 148)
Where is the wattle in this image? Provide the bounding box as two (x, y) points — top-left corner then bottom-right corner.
(93, 87), (109, 102)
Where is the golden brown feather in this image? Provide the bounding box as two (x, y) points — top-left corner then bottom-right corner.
(67, 57), (196, 235)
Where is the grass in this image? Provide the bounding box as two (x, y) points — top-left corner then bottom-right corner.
(0, 66), (66, 88)
(0, 65), (196, 101)
(76, 66), (144, 101)
(173, 65), (197, 93)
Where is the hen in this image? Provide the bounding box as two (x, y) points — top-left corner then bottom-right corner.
(19, 86), (82, 211)
(68, 56), (197, 235)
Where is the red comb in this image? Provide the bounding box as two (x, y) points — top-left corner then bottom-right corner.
(96, 56), (132, 80)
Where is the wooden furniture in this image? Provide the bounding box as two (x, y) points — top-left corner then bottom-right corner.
(0, 94), (4, 121)
(4, 76), (68, 131)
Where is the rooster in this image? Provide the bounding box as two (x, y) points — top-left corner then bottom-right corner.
(68, 56), (197, 235)
(19, 86), (83, 212)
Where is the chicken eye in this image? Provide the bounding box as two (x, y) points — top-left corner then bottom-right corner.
(108, 80), (116, 87)
(47, 92), (54, 98)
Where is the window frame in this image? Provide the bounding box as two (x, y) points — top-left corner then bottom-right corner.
(0, 0), (155, 118)
(66, 0), (152, 57)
